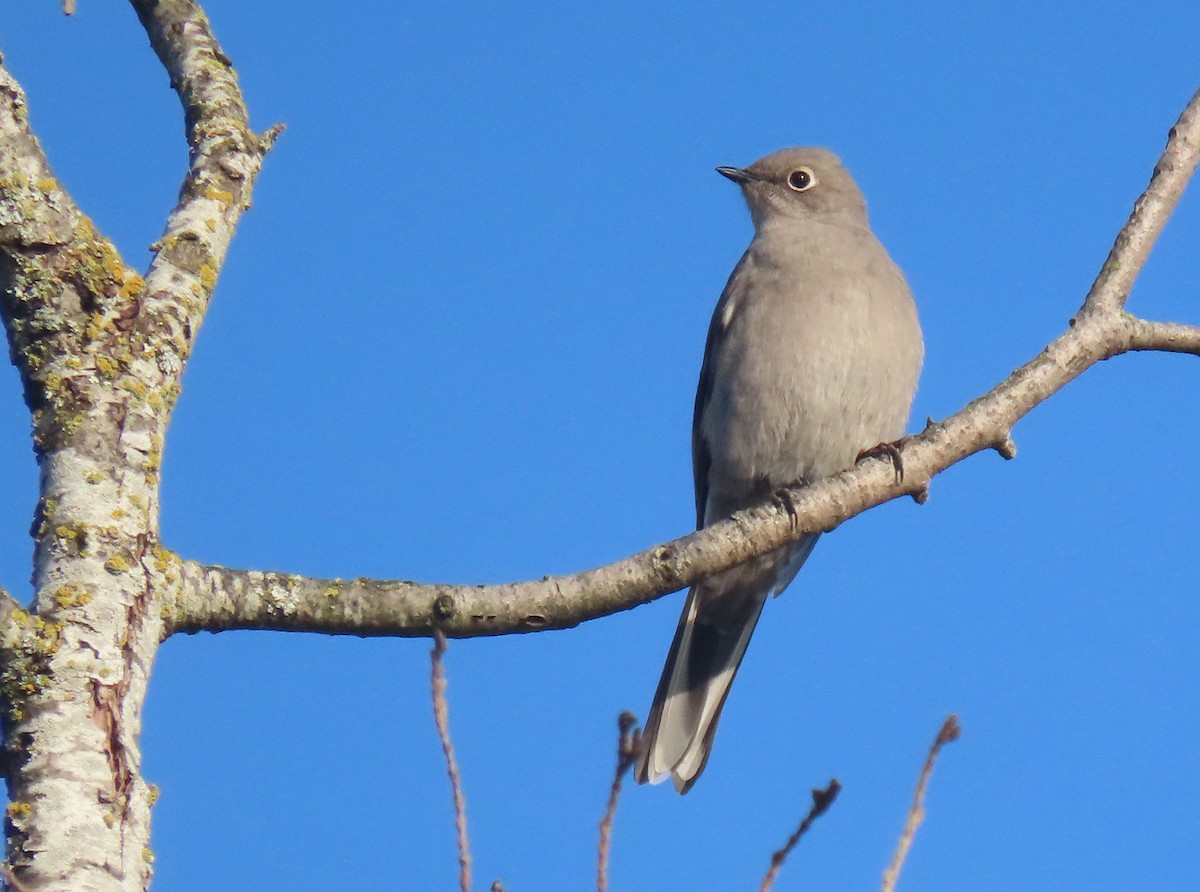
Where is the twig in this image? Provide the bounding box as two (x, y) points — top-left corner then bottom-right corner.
(880, 716), (962, 892)
(759, 778), (843, 892)
(1079, 86), (1200, 317)
(597, 712), (640, 892)
(431, 629), (471, 892)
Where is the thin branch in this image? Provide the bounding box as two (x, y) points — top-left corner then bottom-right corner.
(431, 630), (471, 892)
(1122, 317), (1200, 354)
(880, 716), (962, 892)
(759, 779), (843, 892)
(597, 712), (639, 892)
(1080, 87), (1200, 317)
(165, 87), (1200, 641)
(127, 0), (281, 388)
(0, 61), (80, 248)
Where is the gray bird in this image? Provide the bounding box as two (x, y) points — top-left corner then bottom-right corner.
(635, 147), (923, 793)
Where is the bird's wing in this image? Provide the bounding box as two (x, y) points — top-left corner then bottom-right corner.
(692, 250), (751, 528)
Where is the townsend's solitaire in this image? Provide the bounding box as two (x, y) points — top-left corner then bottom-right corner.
(635, 147), (923, 793)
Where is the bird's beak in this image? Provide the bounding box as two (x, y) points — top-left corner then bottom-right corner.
(716, 166), (756, 185)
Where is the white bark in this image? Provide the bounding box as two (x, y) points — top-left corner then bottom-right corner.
(1, 2), (274, 886)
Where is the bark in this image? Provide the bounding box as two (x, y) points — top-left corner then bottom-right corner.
(0, 3), (1197, 889)
(0, 2), (275, 887)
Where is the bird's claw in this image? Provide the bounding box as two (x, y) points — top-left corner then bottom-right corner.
(857, 439), (906, 483)
(773, 488), (802, 531)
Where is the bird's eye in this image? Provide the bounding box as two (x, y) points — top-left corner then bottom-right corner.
(786, 168), (816, 192)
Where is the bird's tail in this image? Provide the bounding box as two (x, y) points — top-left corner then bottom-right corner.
(635, 535), (818, 793)
(634, 582), (767, 794)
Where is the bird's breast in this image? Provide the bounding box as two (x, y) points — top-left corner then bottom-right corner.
(701, 228), (922, 490)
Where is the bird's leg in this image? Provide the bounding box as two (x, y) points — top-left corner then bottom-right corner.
(856, 437), (910, 483)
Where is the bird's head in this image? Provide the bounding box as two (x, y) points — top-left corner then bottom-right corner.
(717, 147), (869, 230)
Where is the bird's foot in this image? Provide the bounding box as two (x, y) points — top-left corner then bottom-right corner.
(856, 437), (910, 483)
(772, 487), (802, 531)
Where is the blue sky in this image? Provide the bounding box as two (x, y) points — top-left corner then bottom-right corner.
(3, 2), (1200, 889)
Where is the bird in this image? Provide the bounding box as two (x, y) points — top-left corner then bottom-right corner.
(635, 147), (924, 793)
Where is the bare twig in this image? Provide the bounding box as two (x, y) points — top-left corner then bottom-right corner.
(431, 629), (471, 892)
(759, 779), (843, 892)
(597, 712), (640, 892)
(881, 716), (962, 892)
(1080, 87), (1200, 317)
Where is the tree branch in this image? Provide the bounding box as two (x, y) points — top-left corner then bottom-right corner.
(1122, 317), (1200, 354)
(880, 716), (961, 892)
(430, 631), (471, 892)
(0, 6), (285, 886)
(166, 87), (1200, 640)
(597, 712), (639, 892)
(1079, 88), (1200, 318)
(128, 0), (282, 389)
(759, 779), (842, 892)
(0, 56), (148, 454)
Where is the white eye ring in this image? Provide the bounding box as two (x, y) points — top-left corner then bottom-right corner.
(786, 167), (817, 192)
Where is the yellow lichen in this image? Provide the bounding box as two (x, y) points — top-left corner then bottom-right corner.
(95, 355), (120, 378)
(60, 412), (86, 437)
(85, 470), (104, 485)
(52, 585), (92, 609)
(152, 545), (175, 573)
(323, 586), (341, 599)
(0, 613), (62, 720)
(120, 379), (149, 398)
(104, 554), (131, 574)
(6, 802), (31, 820)
(203, 185), (234, 204)
(198, 264), (217, 291)
(119, 271), (146, 299)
